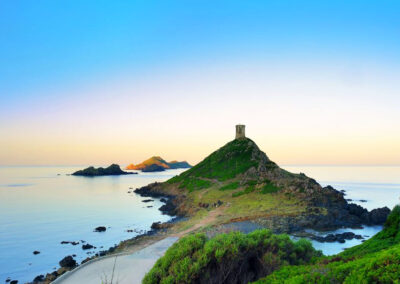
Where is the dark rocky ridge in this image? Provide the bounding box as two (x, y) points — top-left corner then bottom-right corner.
(72, 164), (135, 176)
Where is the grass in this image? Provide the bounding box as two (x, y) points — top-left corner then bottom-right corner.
(167, 138), (261, 184)
(143, 230), (320, 284)
(232, 185), (256, 197)
(219, 181), (240, 191)
(178, 177), (212, 192)
(261, 181), (281, 194)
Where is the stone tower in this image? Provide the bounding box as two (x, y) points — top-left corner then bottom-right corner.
(235, 124), (246, 139)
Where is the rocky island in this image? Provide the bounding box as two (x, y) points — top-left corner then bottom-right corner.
(126, 156), (191, 172)
(135, 125), (390, 234)
(72, 164), (135, 176)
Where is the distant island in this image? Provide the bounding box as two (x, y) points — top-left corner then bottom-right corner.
(126, 156), (191, 172)
(72, 164), (136, 176)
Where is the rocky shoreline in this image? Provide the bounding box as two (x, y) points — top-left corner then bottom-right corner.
(25, 195), (180, 284)
(134, 182), (390, 234)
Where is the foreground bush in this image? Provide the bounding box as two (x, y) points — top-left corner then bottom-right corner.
(143, 229), (320, 284)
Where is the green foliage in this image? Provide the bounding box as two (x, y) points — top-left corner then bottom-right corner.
(143, 230), (320, 284)
(178, 177), (212, 192)
(261, 180), (281, 194)
(232, 185), (256, 197)
(256, 243), (400, 283)
(167, 138), (260, 185)
(219, 181), (240, 191)
(255, 206), (400, 283)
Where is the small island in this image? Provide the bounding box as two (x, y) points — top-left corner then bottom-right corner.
(72, 164), (136, 177)
(126, 156), (191, 172)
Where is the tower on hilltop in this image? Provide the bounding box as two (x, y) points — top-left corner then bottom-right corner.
(235, 124), (245, 139)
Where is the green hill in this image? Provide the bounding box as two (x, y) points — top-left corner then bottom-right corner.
(136, 137), (389, 233)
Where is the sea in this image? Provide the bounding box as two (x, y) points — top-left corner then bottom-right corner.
(0, 166), (399, 283)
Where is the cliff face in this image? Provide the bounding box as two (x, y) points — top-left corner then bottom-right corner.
(135, 138), (390, 232)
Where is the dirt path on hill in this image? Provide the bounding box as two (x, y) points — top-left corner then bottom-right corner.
(172, 206), (225, 237)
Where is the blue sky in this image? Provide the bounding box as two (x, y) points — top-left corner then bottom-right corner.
(1, 1), (400, 165)
(1, 0), (399, 101)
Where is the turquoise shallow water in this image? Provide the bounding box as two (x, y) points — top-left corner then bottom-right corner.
(0, 166), (399, 282)
(0, 166), (185, 283)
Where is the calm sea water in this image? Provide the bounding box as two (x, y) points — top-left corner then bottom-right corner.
(0, 166), (399, 282)
(0, 166), (185, 283)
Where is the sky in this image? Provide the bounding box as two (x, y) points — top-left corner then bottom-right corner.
(1, 0), (400, 166)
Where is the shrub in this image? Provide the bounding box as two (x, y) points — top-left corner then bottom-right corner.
(219, 181), (240, 191)
(143, 229), (320, 284)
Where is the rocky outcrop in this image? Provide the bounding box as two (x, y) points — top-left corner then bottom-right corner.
(142, 164), (166, 172)
(94, 226), (106, 232)
(72, 164), (135, 176)
(126, 156), (191, 172)
(59, 256), (76, 268)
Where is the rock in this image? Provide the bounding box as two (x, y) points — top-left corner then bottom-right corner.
(159, 199), (177, 216)
(359, 199), (367, 202)
(59, 256), (76, 268)
(94, 226), (106, 232)
(311, 232), (363, 243)
(33, 250), (40, 255)
(10, 281), (18, 284)
(56, 267), (69, 276)
(33, 275), (44, 282)
(82, 244), (94, 250)
(199, 202), (209, 208)
(142, 199), (154, 203)
(147, 205), (153, 208)
(6, 278), (10, 283)
(151, 221), (173, 230)
(44, 272), (57, 282)
(72, 164), (136, 176)
(160, 198), (167, 203)
(142, 164), (166, 172)
(81, 257), (91, 264)
(369, 207), (391, 224)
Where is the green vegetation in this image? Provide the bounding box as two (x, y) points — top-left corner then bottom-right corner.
(255, 205), (400, 283)
(178, 177), (212, 192)
(219, 181), (240, 191)
(261, 181), (281, 194)
(232, 185), (256, 197)
(168, 138), (262, 184)
(143, 229), (320, 284)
